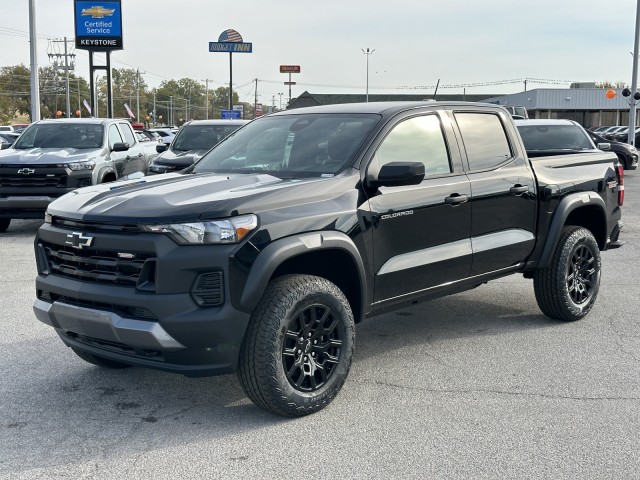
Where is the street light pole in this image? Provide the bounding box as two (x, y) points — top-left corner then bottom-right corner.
(28, 0), (40, 122)
(629, 0), (640, 145)
(361, 48), (375, 102)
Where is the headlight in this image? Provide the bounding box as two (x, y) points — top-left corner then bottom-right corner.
(140, 214), (258, 245)
(64, 161), (96, 171)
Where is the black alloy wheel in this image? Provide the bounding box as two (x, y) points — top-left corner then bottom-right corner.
(566, 242), (597, 306)
(282, 303), (343, 392)
(238, 274), (355, 417)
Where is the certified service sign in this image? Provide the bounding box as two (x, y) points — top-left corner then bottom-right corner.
(74, 0), (123, 51)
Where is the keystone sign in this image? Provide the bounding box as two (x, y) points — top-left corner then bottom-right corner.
(74, 0), (123, 51)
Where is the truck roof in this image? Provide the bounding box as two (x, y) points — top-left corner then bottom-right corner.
(271, 101), (503, 117)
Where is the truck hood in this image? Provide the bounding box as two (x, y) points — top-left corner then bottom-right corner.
(0, 147), (103, 165)
(153, 149), (208, 168)
(47, 171), (356, 224)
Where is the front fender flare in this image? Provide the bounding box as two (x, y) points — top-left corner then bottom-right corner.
(239, 231), (367, 316)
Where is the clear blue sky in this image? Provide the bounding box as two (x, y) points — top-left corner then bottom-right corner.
(1, 0), (638, 104)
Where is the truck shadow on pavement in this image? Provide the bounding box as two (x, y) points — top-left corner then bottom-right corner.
(1, 283), (563, 474)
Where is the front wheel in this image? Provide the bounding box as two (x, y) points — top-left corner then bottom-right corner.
(238, 274), (355, 417)
(534, 226), (601, 321)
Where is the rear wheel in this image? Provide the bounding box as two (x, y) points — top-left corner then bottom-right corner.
(615, 153), (628, 170)
(0, 218), (10, 233)
(534, 226), (601, 321)
(238, 274), (355, 417)
(71, 347), (132, 369)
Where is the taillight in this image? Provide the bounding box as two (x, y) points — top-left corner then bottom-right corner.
(617, 163), (624, 206)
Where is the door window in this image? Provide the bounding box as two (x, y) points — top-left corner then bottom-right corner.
(118, 123), (137, 146)
(454, 113), (512, 171)
(108, 125), (123, 149)
(374, 115), (451, 176)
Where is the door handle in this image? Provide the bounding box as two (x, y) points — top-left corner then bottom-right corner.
(138, 153), (143, 158)
(510, 185), (529, 195)
(125, 156), (131, 160)
(444, 194), (468, 205)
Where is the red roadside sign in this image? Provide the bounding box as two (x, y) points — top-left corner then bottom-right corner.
(280, 65), (301, 73)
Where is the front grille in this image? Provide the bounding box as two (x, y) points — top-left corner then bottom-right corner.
(40, 240), (155, 287)
(0, 175), (62, 188)
(0, 165), (66, 188)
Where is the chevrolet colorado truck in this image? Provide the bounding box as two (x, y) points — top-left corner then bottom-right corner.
(32, 102), (624, 416)
(0, 118), (150, 232)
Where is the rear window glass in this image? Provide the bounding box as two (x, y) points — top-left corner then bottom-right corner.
(517, 124), (593, 151)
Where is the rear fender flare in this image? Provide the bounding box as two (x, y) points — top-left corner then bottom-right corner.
(538, 192), (606, 268)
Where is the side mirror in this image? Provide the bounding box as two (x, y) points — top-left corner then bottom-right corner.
(156, 143), (168, 153)
(597, 142), (611, 151)
(111, 142), (130, 152)
(0, 143), (10, 150)
(369, 161), (425, 188)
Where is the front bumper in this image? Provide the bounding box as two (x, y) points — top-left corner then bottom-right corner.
(33, 222), (252, 377)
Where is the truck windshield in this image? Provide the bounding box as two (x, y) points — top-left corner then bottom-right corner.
(172, 124), (244, 152)
(517, 124), (593, 152)
(191, 113), (380, 178)
(13, 123), (104, 150)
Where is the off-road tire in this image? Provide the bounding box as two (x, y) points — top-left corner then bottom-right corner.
(0, 218), (10, 233)
(534, 226), (601, 321)
(238, 274), (355, 417)
(71, 347), (132, 369)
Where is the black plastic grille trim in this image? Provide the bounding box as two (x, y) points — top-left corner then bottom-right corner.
(40, 240), (155, 287)
(191, 271), (224, 306)
(38, 291), (158, 321)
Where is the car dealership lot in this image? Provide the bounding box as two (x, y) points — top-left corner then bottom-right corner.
(0, 171), (638, 479)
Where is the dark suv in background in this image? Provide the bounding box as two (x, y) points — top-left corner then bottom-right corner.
(148, 119), (248, 174)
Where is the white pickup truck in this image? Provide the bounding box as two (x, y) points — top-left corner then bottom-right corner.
(0, 118), (150, 232)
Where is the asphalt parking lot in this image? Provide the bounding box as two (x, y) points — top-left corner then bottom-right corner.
(0, 170), (638, 479)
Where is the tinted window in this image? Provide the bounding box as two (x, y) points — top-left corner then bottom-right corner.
(193, 114), (379, 178)
(13, 123), (104, 150)
(517, 124), (593, 151)
(374, 115), (451, 176)
(455, 113), (512, 170)
(172, 124), (243, 151)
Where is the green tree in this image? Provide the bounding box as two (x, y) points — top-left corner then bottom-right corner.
(111, 68), (148, 120)
(210, 87), (240, 119)
(0, 65), (31, 123)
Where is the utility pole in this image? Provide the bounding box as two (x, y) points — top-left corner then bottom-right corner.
(278, 92), (283, 110)
(136, 69), (143, 121)
(77, 78), (81, 117)
(28, 0), (40, 122)
(153, 89), (156, 126)
(169, 96), (173, 126)
(254, 78), (258, 119)
(49, 38), (75, 118)
(203, 79), (210, 119)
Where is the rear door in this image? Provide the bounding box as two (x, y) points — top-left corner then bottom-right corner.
(451, 110), (537, 276)
(117, 122), (145, 175)
(365, 110), (472, 303)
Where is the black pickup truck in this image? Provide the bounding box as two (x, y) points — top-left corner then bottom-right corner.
(32, 102), (624, 416)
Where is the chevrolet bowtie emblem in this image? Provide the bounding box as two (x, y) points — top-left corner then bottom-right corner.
(17, 168), (35, 175)
(81, 6), (116, 18)
(65, 232), (94, 250)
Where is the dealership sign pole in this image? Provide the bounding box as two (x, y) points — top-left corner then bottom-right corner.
(209, 30), (252, 111)
(74, 0), (123, 118)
